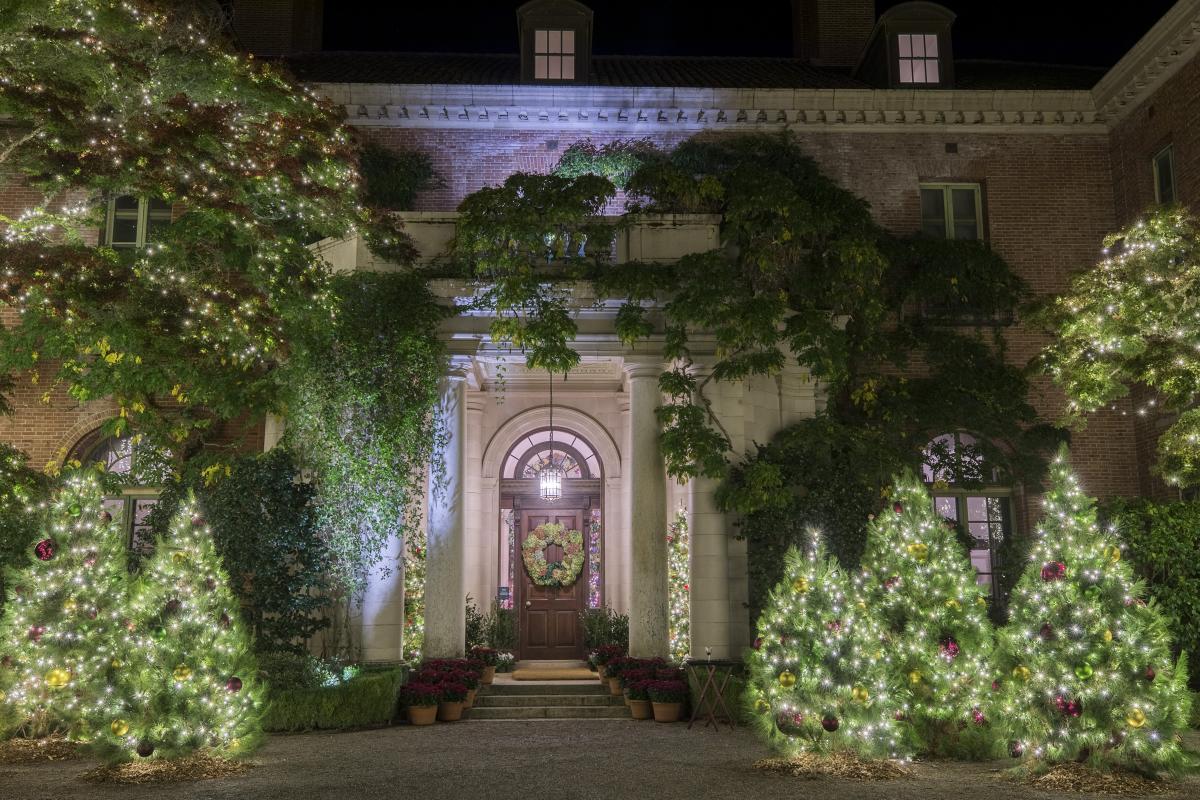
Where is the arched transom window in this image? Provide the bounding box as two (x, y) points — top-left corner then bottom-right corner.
(501, 428), (600, 480)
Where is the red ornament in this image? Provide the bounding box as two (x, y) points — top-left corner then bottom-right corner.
(27, 625), (45, 642)
(226, 676), (243, 693)
(136, 740), (155, 758)
(892, 502), (904, 514)
(894, 710), (907, 721)
(939, 637), (960, 659)
(972, 707), (986, 725)
(1039, 622), (1056, 641)
(821, 715), (840, 732)
(34, 539), (55, 561)
(1040, 561), (1066, 581)
(191, 515), (205, 527)
(1065, 700), (1082, 718)
(752, 636), (763, 651)
(1144, 666), (1156, 682)
(682, 583), (689, 591)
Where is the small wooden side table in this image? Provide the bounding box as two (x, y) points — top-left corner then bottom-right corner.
(684, 658), (742, 731)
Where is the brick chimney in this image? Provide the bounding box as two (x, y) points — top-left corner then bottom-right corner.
(228, 0), (324, 56)
(791, 0), (876, 68)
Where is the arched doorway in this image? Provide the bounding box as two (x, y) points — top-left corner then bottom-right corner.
(498, 427), (603, 661)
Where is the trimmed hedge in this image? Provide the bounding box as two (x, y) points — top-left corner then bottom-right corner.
(262, 667), (408, 732)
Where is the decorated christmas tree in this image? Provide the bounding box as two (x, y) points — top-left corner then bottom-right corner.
(747, 530), (907, 758)
(0, 472), (129, 739)
(991, 446), (1192, 773)
(860, 472), (994, 744)
(91, 494), (262, 762)
(667, 507), (690, 662)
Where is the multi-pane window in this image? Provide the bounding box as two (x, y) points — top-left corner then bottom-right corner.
(932, 494), (1011, 598)
(534, 28), (576, 80)
(73, 433), (163, 560)
(920, 183), (983, 240)
(1153, 145), (1176, 204)
(897, 33), (940, 84)
(105, 195), (171, 249)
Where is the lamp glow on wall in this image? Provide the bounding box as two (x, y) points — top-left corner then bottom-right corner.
(539, 371), (565, 502)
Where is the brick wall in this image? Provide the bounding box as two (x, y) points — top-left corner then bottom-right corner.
(1108, 53), (1200, 500)
(791, 0), (876, 67)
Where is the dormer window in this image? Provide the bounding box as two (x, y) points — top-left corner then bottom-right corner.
(518, 0), (593, 84)
(534, 29), (576, 80)
(897, 33), (940, 84)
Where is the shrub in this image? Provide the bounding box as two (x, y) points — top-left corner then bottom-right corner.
(261, 668), (406, 732)
(438, 681), (469, 703)
(580, 608), (629, 651)
(625, 681), (651, 702)
(1101, 497), (1200, 690)
(591, 643), (624, 667)
(259, 652), (340, 691)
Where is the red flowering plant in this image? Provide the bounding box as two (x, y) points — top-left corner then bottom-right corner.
(438, 681), (470, 703)
(619, 667), (653, 689)
(592, 644), (624, 667)
(656, 666), (685, 682)
(469, 645), (500, 666)
(458, 667), (481, 690)
(401, 682), (442, 708)
(646, 679), (689, 704)
(625, 679), (652, 702)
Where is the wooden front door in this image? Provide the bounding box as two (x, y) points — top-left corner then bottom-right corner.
(518, 509), (586, 661)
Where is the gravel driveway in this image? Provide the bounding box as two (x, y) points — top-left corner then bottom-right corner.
(2, 721), (1198, 800)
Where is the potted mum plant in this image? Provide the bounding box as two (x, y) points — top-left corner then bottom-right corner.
(605, 656), (630, 696)
(593, 644), (624, 681)
(460, 666), (482, 709)
(403, 682), (442, 726)
(470, 646), (499, 684)
(647, 679), (688, 723)
(437, 679), (469, 721)
(625, 679), (652, 720)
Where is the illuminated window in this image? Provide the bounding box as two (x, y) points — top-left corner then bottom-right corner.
(1153, 146), (1176, 204)
(69, 431), (166, 558)
(920, 183), (983, 240)
(897, 33), (940, 84)
(105, 195), (171, 249)
(534, 28), (576, 81)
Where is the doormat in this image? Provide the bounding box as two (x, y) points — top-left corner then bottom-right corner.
(511, 668), (597, 681)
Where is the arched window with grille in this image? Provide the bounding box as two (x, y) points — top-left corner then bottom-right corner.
(921, 431), (1013, 601)
(67, 429), (165, 557)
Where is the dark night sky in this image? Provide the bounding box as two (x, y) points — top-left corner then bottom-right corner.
(322, 1), (1179, 67)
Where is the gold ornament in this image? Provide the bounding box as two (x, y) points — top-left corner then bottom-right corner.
(1012, 665), (1031, 682)
(110, 719), (130, 737)
(975, 596), (987, 607)
(172, 664), (192, 681)
(1127, 708), (1146, 728)
(1106, 546), (1121, 564)
(755, 698), (771, 714)
(852, 686), (870, 703)
(62, 599), (77, 614)
(908, 669), (923, 686)
(856, 600), (867, 610)
(906, 542), (929, 562)
(873, 649), (884, 660)
(1103, 629), (1113, 642)
(229, 738), (241, 751)
(778, 671), (797, 688)
(791, 577), (810, 594)
(171, 550), (188, 564)
(45, 668), (71, 689)
(944, 599), (961, 610)
(110, 658), (123, 669)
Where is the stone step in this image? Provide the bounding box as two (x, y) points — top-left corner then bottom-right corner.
(482, 681), (608, 696)
(474, 693), (626, 708)
(467, 705), (632, 720)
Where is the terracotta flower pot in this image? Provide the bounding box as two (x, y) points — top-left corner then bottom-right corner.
(629, 699), (652, 720)
(438, 700), (465, 722)
(408, 705), (438, 726)
(464, 688), (477, 709)
(652, 701), (682, 723)
(608, 677), (623, 696)
(481, 666), (496, 685)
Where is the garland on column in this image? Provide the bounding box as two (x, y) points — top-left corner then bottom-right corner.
(403, 536), (426, 662)
(667, 507), (690, 662)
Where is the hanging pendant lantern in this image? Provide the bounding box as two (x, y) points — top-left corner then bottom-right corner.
(539, 371), (564, 501)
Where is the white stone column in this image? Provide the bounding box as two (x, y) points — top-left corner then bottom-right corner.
(624, 360), (669, 658)
(423, 362), (468, 658)
(462, 394), (487, 608)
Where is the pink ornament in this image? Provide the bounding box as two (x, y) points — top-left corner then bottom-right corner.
(826, 619), (842, 633)
(34, 539), (55, 561)
(938, 637), (960, 659)
(972, 707), (986, 725)
(27, 625), (45, 642)
(892, 501), (904, 514)
(226, 676), (243, 693)
(883, 576), (900, 590)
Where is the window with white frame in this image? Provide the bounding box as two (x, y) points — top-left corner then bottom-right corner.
(1153, 145), (1176, 204)
(919, 183), (983, 240)
(534, 28), (576, 80)
(897, 33), (940, 84)
(105, 195), (171, 249)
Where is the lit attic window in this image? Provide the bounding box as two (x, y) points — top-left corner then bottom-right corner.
(897, 33), (940, 84)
